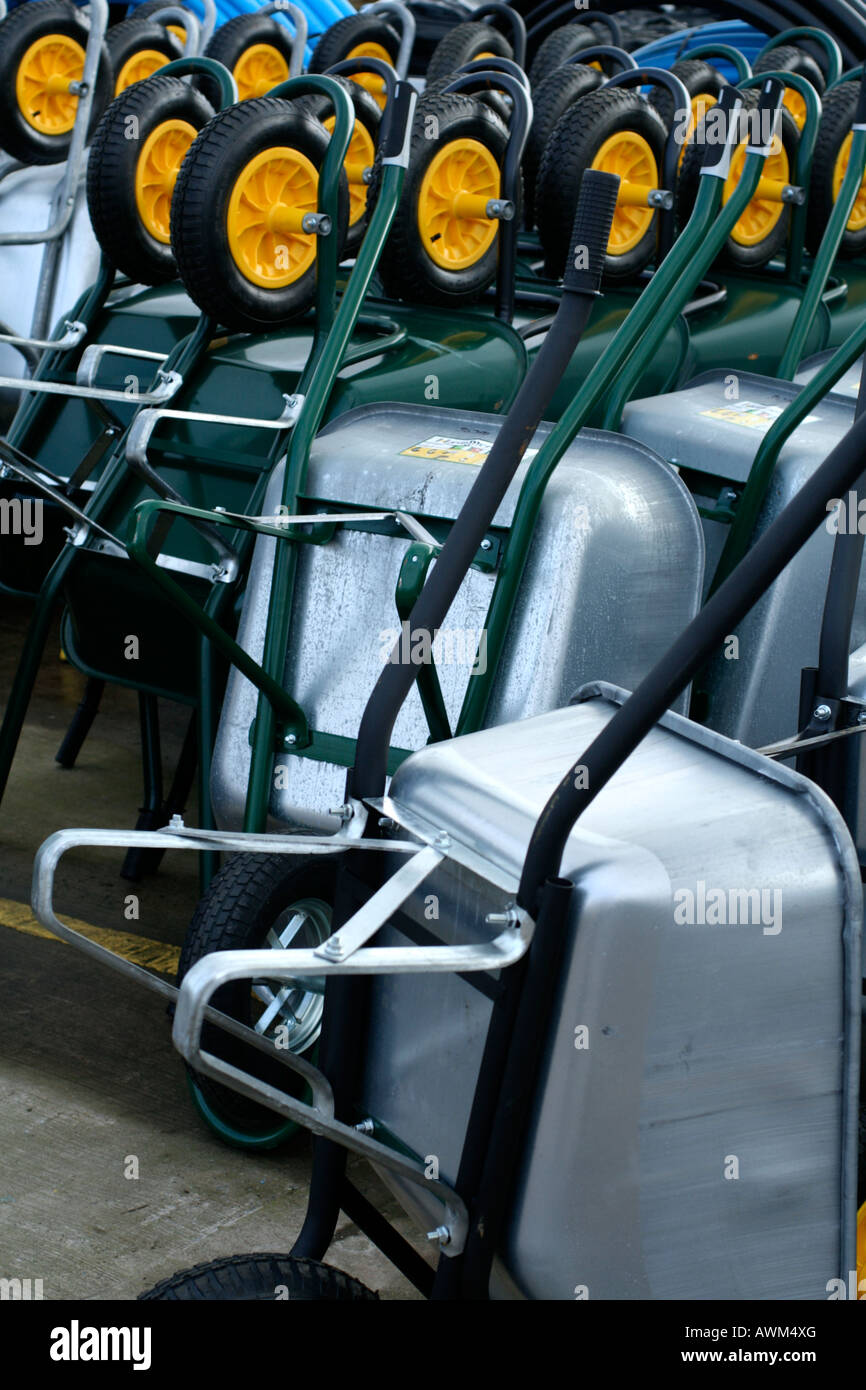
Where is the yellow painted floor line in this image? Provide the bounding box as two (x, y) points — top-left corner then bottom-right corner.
(0, 897), (179, 976)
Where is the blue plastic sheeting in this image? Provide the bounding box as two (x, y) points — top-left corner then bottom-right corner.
(125, 0), (355, 62)
(633, 20), (769, 82)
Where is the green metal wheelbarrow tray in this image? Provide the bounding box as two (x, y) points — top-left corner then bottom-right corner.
(0, 53), (535, 619)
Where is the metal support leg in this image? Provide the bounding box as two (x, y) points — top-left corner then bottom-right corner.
(290, 855), (380, 1260)
(0, 547), (74, 805)
(121, 695), (164, 882)
(55, 677), (105, 768)
(125, 709), (199, 881)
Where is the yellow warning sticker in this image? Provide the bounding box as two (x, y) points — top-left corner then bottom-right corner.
(701, 401), (820, 431)
(400, 435), (493, 465)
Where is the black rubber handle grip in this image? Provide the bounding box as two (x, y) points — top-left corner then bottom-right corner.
(855, 66), (866, 126)
(381, 80), (415, 162)
(562, 169), (620, 296)
(751, 76), (786, 151)
(698, 85), (742, 175)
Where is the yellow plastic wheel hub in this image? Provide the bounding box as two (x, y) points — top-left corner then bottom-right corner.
(346, 41), (391, 110)
(167, 23), (186, 44)
(115, 48), (170, 95)
(232, 42), (290, 101)
(678, 92), (718, 170)
(135, 118), (197, 243)
(417, 136), (500, 270)
(227, 145), (319, 288)
(16, 32), (85, 135)
(833, 130), (866, 233)
(783, 85), (807, 130)
(591, 130), (658, 255)
(323, 114), (375, 227)
(724, 132), (789, 247)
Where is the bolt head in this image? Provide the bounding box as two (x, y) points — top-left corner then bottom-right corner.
(480, 538), (492, 551)
(814, 705), (832, 723)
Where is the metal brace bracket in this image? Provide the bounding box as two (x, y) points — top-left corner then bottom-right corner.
(126, 393), (304, 469)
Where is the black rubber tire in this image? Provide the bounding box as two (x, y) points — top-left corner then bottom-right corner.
(131, 0), (192, 41)
(0, 0), (113, 164)
(105, 16), (182, 97)
(426, 20), (513, 85)
(86, 74), (213, 283)
(139, 1254), (378, 1301)
(176, 853), (338, 1143)
(309, 12), (399, 74)
(170, 98), (350, 331)
(523, 62), (603, 228)
(404, 0), (472, 76)
(790, 37), (834, 85)
(536, 85), (667, 281)
(648, 57), (727, 133)
(752, 43), (826, 98)
(297, 75), (382, 254)
(527, 20), (617, 87)
(677, 91), (801, 270)
(204, 12), (297, 101)
(422, 71), (510, 126)
(806, 81), (866, 259)
(377, 89), (509, 306)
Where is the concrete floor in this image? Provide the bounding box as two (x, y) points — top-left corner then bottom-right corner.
(0, 595), (424, 1299)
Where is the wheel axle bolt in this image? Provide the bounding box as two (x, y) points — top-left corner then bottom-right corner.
(485, 198), (514, 221)
(426, 1225), (451, 1244)
(814, 705), (832, 722)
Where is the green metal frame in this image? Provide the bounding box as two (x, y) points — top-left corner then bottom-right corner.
(686, 43), (752, 82)
(739, 71), (821, 284)
(708, 122), (866, 593)
(602, 84), (863, 429)
(128, 82), (411, 833)
(757, 27), (843, 87)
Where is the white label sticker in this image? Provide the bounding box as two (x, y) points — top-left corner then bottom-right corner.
(400, 435), (538, 467)
(701, 401), (820, 431)
(400, 435), (493, 465)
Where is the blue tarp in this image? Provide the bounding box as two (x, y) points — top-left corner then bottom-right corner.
(633, 20), (770, 82)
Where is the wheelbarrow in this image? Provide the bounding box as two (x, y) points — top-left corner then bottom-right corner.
(617, 70), (866, 750)
(0, 0), (111, 380)
(33, 156), (866, 1297)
